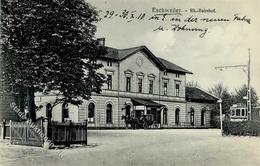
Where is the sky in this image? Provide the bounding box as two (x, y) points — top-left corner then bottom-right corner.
(88, 0), (260, 98)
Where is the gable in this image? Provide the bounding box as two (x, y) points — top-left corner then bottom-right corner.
(120, 50), (162, 74)
(102, 45), (192, 74)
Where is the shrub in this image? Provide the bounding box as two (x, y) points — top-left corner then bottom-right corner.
(210, 115), (220, 128)
(223, 120), (260, 136)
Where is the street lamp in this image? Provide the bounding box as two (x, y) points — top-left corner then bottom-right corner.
(217, 99), (223, 136)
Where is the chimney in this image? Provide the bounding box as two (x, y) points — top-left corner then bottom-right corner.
(97, 38), (105, 47)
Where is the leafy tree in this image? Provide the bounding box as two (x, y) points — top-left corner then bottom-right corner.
(1, 0), (106, 121)
(232, 84), (258, 107)
(208, 83), (233, 114)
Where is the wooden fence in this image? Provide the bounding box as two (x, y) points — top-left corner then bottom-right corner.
(48, 121), (88, 146)
(10, 121), (43, 147)
(0, 119), (88, 147)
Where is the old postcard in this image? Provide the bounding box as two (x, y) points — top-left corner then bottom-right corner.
(0, 0), (259, 165)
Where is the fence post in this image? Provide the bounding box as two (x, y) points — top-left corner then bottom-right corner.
(65, 120), (72, 147)
(41, 118), (44, 143)
(42, 118), (49, 149)
(1, 120), (6, 139)
(9, 120), (12, 144)
(85, 120), (88, 145)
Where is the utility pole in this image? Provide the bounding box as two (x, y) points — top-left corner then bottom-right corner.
(217, 99), (223, 136)
(215, 48), (251, 120)
(247, 48), (251, 120)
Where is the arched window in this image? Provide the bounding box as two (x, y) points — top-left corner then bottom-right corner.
(62, 102), (69, 122)
(88, 103), (95, 123)
(190, 108), (195, 126)
(46, 103), (52, 120)
(201, 109), (205, 126)
(175, 108), (180, 125)
(106, 104), (112, 123)
(163, 108), (168, 124)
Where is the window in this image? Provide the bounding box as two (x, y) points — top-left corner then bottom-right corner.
(231, 109), (235, 116)
(107, 61), (112, 67)
(163, 83), (167, 96)
(149, 80), (153, 94)
(0, 79), (3, 92)
(176, 73), (180, 78)
(190, 108), (194, 126)
(107, 74), (112, 90)
(201, 110), (205, 126)
(106, 104), (112, 123)
(175, 108), (180, 125)
(46, 103), (52, 120)
(163, 108), (168, 124)
(241, 109), (245, 116)
(175, 83), (180, 96)
(163, 71), (167, 76)
(126, 77), (131, 92)
(138, 78), (142, 93)
(88, 103), (95, 123)
(236, 109), (240, 116)
(62, 102), (69, 122)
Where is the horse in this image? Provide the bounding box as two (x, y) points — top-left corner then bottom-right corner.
(121, 115), (142, 129)
(122, 114), (155, 129)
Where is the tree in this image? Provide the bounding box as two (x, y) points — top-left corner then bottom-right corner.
(232, 84), (258, 107)
(186, 81), (200, 88)
(208, 83), (233, 114)
(1, 0), (106, 121)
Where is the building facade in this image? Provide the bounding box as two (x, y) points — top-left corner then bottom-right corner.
(35, 45), (217, 128)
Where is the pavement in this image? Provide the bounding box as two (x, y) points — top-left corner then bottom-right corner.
(0, 129), (260, 166)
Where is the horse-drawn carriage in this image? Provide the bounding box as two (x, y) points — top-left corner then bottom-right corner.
(122, 114), (155, 129)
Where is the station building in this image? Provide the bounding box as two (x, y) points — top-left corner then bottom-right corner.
(35, 44), (218, 128)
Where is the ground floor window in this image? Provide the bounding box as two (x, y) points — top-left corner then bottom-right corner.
(163, 108), (167, 124)
(190, 108), (195, 126)
(175, 108), (180, 125)
(88, 103), (95, 123)
(62, 102), (69, 122)
(106, 104), (112, 123)
(201, 110), (205, 126)
(46, 103), (52, 120)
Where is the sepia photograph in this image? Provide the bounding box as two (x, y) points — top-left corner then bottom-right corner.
(0, 0), (260, 165)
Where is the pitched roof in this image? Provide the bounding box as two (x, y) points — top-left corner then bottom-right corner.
(157, 57), (193, 74)
(186, 87), (218, 103)
(102, 45), (192, 74)
(103, 46), (145, 60)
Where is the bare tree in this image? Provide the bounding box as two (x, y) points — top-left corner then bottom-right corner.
(186, 81), (200, 88)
